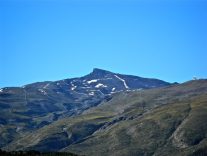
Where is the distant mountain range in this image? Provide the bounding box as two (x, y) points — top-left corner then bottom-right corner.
(0, 69), (207, 156)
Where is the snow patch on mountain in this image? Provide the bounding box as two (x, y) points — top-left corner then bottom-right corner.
(71, 86), (77, 90)
(43, 83), (50, 89)
(89, 92), (94, 96)
(81, 86), (91, 89)
(87, 79), (98, 84)
(70, 82), (77, 90)
(95, 83), (107, 88)
(114, 75), (129, 89)
(38, 89), (47, 95)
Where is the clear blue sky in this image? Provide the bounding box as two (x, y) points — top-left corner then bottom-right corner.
(0, 0), (207, 87)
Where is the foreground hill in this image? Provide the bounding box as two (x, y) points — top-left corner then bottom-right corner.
(2, 79), (207, 156)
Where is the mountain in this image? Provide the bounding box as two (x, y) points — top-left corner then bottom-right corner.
(2, 69), (207, 156)
(0, 68), (171, 150)
(2, 79), (207, 156)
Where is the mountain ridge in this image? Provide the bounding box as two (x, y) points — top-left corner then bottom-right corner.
(0, 68), (172, 90)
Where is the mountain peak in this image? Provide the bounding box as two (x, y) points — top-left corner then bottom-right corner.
(92, 68), (110, 73)
(90, 68), (112, 77)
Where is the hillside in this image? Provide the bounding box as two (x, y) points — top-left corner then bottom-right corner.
(1, 78), (207, 156)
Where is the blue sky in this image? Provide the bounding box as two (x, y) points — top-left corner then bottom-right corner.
(0, 0), (207, 87)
